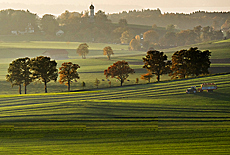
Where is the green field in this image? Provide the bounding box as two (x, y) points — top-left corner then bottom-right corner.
(0, 41), (149, 94)
(0, 40), (230, 154)
(0, 74), (229, 154)
(1, 39), (230, 94)
(163, 39), (230, 59)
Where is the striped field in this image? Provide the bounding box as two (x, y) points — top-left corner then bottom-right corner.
(0, 74), (229, 154)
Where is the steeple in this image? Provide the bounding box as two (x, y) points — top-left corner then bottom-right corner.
(89, 4), (94, 22)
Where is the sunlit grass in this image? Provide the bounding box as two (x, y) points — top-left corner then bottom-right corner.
(0, 74), (229, 154)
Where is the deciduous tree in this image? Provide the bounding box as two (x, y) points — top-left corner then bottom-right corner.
(6, 57), (32, 94)
(104, 61), (134, 86)
(59, 62), (80, 91)
(129, 37), (141, 51)
(120, 30), (133, 44)
(143, 30), (159, 43)
(143, 50), (171, 82)
(103, 46), (114, 60)
(170, 50), (188, 79)
(170, 47), (211, 79)
(30, 56), (58, 93)
(77, 43), (89, 59)
(140, 73), (154, 83)
(185, 47), (211, 77)
(41, 14), (59, 36)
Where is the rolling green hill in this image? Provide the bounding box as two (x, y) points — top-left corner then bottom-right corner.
(1, 40), (230, 94)
(162, 39), (230, 59)
(0, 74), (229, 154)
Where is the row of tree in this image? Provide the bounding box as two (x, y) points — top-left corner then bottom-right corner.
(144, 47), (211, 82)
(2, 9), (229, 45)
(76, 43), (114, 60)
(129, 25), (225, 51)
(7, 47), (211, 94)
(105, 47), (211, 87)
(109, 9), (230, 30)
(6, 56), (80, 94)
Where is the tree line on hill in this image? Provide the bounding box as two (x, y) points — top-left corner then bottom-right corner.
(6, 47), (211, 94)
(129, 25), (226, 51)
(108, 9), (230, 30)
(0, 9), (230, 45)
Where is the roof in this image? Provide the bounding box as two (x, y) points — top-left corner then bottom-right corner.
(43, 49), (68, 55)
(56, 30), (64, 34)
(90, 4), (94, 9)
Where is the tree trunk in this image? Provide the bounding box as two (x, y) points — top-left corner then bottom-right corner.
(68, 80), (70, 92)
(19, 84), (21, 94)
(157, 75), (160, 82)
(25, 85), (27, 94)
(83, 53), (86, 59)
(120, 79), (123, 86)
(44, 80), (47, 93)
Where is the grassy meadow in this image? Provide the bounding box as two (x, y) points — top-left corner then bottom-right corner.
(0, 74), (229, 154)
(163, 39), (230, 59)
(0, 40), (230, 154)
(0, 39), (230, 94)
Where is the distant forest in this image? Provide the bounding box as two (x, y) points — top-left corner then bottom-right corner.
(0, 8), (230, 47)
(108, 8), (230, 30)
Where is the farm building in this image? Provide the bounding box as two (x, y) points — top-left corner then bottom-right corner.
(56, 30), (64, 36)
(43, 49), (69, 60)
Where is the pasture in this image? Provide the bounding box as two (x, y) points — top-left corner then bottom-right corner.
(0, 74), (229, 154)
(0, 39), (230, 94)
(163, 39), (230, 59)
(0, 40), (230, 154)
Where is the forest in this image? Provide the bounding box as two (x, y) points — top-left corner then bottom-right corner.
(108, 8), (230, 30)
(0, 9), (230, 47)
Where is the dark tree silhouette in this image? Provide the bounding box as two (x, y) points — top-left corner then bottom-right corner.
(170, 47), (211, 79)
(170, 50), (188, 79)
(143, 50), (171, 82)
(30, 56), (58, 93)
(6, 57), (32, 94)
(185, 47), (211, 77)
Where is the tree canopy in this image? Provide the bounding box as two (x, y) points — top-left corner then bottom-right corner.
(103, 46), (114, 60)
(77, 43), (89, 59)
(170, 47), (211, 79)
(30, 56), (58, 93)
(143, 50), (171, 82)
(143, 30), (159, 43)
(59, 62), (80, 91)
(129, 37), (141, 51)
(104, 61), (134, 86)
(6, 57), (32, 94)
(41, 14), (59, 36)
(140, 73), (154, 83)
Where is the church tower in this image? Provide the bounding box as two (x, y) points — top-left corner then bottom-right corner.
(89, 4), (94, 22)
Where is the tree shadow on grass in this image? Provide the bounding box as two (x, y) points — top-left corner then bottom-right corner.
(196, 90), (230, 102)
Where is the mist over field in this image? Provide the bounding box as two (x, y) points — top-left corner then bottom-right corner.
(0, 0), (229, 16)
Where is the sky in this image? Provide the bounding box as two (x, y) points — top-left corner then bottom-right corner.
(0, 0), (229, 16)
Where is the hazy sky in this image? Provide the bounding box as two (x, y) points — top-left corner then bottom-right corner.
(0, 0), (229, 16)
